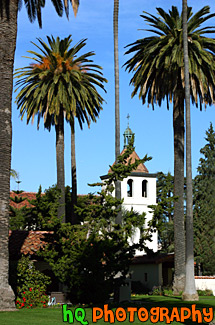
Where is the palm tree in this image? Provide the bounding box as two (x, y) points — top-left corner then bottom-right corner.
(0, 0), (77, 310)
(182, 0), (198, 301)
(113, 0), (121, 224)
(124, 6), (215, 294)
(15, 35), (107, 223)
(10, 169), (19, 181)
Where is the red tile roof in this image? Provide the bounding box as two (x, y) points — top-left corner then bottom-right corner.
(9, 230), (52, 259)
(109, 149), (149, 174)
(9, 192), (88, 210)
(131, 253), (174, 265)
(195, 276), (215, 279)
(10, 192), (37, 209)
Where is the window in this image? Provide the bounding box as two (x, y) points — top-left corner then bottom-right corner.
(142, 180), (147, 197)
(127, 179), (133, 197)
(144, 273), (148, 282)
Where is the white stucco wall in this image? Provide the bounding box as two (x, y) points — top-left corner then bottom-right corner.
(122, 175), (156, 207)
(129, 263), (162, 290)
(101, 171), (158, 255)
(195, 277), (215, 295)
(122, 174), (158, 254)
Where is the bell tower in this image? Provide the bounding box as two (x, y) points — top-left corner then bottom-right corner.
(101, 116), (158, 254)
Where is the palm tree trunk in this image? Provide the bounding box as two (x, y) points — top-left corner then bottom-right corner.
(71, 118), (78, 224)
(55, 108), (65, 222)
(172, 89), (186, 295)
(0, 1), (17, 310)
(113, 0), (121, 224)
(182, 0), (198, 301)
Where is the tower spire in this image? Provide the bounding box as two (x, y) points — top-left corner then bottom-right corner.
(123, 114), (135, 149)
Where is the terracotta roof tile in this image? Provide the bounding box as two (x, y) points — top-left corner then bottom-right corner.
(195, 276), (215, 279)
(9, 192), (88, 210)
(131, 253), (174, 265)
(109, 149), (149, 174)
(9, 230), (53, 259)
(10, 192), (37, 209)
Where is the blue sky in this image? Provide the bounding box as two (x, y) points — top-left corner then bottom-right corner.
(11, 0), (215, 194)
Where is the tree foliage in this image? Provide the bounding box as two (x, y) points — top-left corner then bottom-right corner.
(193, 123), (215, 275)
(40, 143), (152, 303)
(9, 191), (31, 231)
(14, 35), (107, 130)
(149, 172), (175, 253)
(14, 0), (79, 28)
(15, 255), (51, 308)
(9, 186), (61, 230)
(124, 5), (215, 109)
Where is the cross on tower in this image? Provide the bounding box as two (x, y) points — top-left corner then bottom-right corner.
(127, 114), (130, 127)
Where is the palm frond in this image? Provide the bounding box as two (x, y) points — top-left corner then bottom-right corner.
(124, 5), (215, 110)
(15, 35), (107, 133)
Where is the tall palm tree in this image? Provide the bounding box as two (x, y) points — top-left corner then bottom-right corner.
(15, 35), (107, 223)
(182, 0), (198, 301)
(0, 0), (76, 310)
(124, 6), (215, 294)
(113, 0), (121, 224)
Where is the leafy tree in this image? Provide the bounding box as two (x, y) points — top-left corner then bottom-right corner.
(9, 191), (31, 230)
(9, 185), (96, 231)
(0, 0), (78, 309)
(124, 5), (215, 294)
(28, 185), (61, 230)
(40, 143), (152, 303)
(9, 186), (62, 231)
(193, 123), (215, 276)
(149, 172), (175, 253)
(15, 36), (107, 223)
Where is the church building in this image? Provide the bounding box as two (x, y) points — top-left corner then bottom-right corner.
(100, 121), (170, 294)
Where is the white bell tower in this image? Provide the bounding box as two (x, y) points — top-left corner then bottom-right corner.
(101, 116), (158, 255)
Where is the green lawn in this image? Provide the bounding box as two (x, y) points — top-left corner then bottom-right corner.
(0, 296), (214, 324)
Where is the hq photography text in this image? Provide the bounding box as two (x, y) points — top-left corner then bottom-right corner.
(62, 303), (214, 324)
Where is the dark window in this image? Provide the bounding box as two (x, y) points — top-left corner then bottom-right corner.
(142, 180), (147, 197)
(144, 273), (148, 282)
(127, 179), (133, 197)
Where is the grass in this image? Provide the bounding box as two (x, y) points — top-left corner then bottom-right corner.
(0, 296), (214, 324)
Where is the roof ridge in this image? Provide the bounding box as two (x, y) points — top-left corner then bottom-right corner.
(108, 149), (149, 174)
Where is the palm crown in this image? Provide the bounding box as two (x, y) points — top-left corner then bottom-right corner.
(16, 0), (79, 27)
(124, 6), (215, 109)
(15, 35), (107, 129)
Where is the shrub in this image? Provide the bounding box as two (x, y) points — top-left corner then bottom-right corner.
(197, 289), (214, 296)
(16, 255), (51, 308)
(150, 286), (163, 296)
(162, 286), (173, 296)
